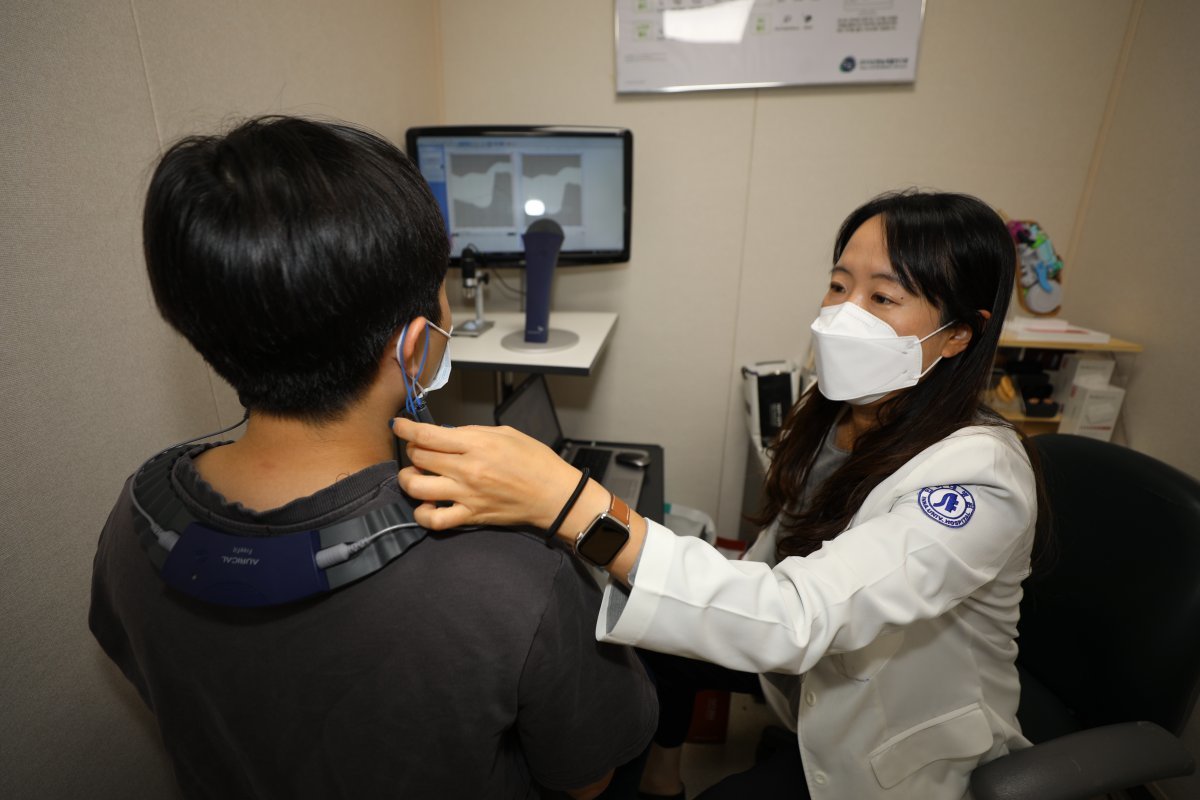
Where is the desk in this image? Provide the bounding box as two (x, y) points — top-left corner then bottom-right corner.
(616, 442), (665, 526)
(450, 311), (617, 376)
(576, 441), (663, 588)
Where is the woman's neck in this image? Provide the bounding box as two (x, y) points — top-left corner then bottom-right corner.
(836, 403), (881, 451)
(193, 401), (398, 512)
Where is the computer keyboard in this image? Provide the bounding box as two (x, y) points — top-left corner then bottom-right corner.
(570, 447), (610, 482)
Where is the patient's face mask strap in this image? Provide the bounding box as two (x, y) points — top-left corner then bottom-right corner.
(396, 322), (431, 417)
(397, 320), (454, 417)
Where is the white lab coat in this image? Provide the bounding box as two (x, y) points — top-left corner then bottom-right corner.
(598, 425), (1036, 799)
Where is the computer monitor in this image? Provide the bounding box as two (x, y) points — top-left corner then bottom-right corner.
(405, 126), (632, 266)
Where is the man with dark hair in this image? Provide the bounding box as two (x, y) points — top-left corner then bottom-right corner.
(89, 116), (656, 799)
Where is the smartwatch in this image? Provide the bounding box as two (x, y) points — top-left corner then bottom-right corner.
(574, 492), (632, 568)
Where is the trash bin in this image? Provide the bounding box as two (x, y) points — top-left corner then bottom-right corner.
(663, 503), (716, 544)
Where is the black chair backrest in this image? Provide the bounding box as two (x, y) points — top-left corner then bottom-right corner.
(1018, 434), (1200, 736)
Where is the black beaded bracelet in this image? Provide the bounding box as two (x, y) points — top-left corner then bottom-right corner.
(545, 468), (590, 542)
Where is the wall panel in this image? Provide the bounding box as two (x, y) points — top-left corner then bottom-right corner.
(0, 2), (442, 796)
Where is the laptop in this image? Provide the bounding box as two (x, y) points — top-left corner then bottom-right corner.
(494, 374), (648, 510)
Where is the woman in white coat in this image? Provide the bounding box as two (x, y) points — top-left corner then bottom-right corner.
(391, 190), (1048, 799)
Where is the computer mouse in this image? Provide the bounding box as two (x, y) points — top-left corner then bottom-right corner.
(615, 451), (651, 469)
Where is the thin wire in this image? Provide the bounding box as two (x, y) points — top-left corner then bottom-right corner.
(156, 410), (249, 453)
(315, 522), (425, 568)
(400, 323), (431, 417)
(490, 268), (526, 297)
(349, 522), (421, 554)
(128, 411), (250, 532)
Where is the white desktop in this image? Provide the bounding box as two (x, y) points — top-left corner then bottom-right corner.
(449, 311), (617, 376)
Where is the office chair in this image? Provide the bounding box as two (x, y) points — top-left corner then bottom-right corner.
(971, 433), (1200, 800)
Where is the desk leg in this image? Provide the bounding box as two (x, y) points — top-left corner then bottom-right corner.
(494, 371), (517, 406)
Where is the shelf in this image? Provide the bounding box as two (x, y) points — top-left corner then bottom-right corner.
(998, 411), (1062, 425)
(998, 336), (1143, 353)
(990, 335), (1140, 437)
(985, 391), (1062, 425)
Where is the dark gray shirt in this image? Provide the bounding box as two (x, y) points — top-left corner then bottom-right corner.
(90, 445), (657, 800)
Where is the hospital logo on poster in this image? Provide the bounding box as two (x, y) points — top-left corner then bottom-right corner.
(919, 485), (976, 528)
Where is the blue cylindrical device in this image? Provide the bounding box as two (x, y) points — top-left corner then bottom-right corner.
(522, 218), (564, 343)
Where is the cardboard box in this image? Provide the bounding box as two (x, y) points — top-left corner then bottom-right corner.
(686, 689), (731, 744)
(1052, 353), (1116, 404)
(1058, 382), (1125, 441)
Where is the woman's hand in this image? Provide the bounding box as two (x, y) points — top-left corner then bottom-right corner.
(392, 417), (650, 584)
(390, 418), (584, 531)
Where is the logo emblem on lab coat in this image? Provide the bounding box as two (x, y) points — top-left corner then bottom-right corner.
(918, 485), (976, 528)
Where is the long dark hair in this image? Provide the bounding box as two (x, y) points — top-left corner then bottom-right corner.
(753, 190), (1048, 562)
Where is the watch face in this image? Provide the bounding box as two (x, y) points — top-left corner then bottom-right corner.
(578, 517), (629, 567)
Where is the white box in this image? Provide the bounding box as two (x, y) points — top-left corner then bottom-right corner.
(1052, 353), (1116, 403)
(1058, 382), (1125, 441)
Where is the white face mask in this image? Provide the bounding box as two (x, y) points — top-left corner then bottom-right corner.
(810, 302), (954, 405)
(396, 320), (453, 413)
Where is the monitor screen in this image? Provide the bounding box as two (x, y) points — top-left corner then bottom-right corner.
(405, 126), (632, 265)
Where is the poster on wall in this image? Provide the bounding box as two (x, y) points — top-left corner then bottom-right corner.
(615, 0), (925, 94)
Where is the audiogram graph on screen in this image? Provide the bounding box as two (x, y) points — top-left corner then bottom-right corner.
(521, 155), (583, 228)
(448, 154), (516, 229)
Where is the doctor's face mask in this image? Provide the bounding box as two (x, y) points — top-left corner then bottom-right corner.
(810, 302), (954, 405)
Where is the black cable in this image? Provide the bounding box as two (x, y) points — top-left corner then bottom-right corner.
(491, 267), (526, 298)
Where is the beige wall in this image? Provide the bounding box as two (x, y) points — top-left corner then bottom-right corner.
(1066, 0), (1200, 478)
(1062, 3), (1200, 797)
(0, 2), (440, 797)
(4, 0), (1198, 797)
(433, 0), (1140, 531)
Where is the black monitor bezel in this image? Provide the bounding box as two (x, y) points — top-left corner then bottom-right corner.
(405, 125), (633, 267)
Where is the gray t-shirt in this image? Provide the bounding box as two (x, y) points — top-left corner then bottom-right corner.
(742, 421), (851, 567)
(90, 445), (657, 800)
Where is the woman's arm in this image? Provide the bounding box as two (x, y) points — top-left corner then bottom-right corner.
(391, 418), (648, 583)
(396, 419), (1036, 675)
(604, 429), (1037, 673)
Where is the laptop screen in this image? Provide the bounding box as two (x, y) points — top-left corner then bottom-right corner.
(494, 375), (565, 451)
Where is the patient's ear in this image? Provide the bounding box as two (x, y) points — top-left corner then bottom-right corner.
(386, 318), (431, 375)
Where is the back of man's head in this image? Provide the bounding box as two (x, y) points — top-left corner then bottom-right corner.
(143, 116), (448, 421)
